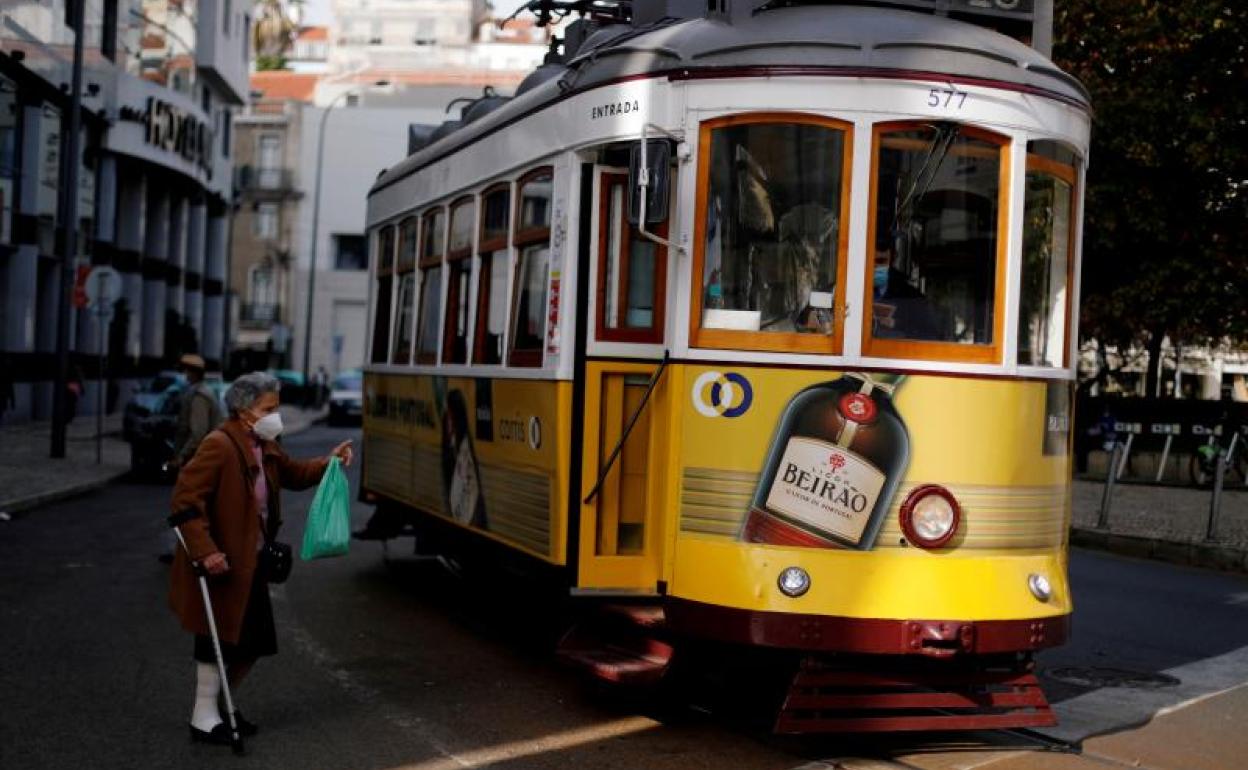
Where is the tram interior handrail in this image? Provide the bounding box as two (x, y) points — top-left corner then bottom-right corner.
(583, 350), (672, 505)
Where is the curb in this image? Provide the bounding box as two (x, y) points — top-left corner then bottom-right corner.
(1, 414), (328, 519)
(0, 469), (130, 519)
(1071, 527), (1248, 575)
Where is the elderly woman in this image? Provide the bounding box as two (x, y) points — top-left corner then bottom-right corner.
(168, 372), (351, 745)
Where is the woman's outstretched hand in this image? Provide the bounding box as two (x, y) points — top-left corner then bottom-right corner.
(331, 439), (354, 467)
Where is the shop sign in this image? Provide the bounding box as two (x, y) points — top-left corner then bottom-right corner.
(119, 97), (213, 178)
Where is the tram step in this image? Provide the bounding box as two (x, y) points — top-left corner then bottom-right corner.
(775, 661), (1056, 733)
(557, 604), (672, 687)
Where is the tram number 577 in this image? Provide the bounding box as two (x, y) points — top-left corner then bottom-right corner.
(927, 87), (969, 109)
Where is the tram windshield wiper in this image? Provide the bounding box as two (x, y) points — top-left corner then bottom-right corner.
(890, 121), (958, 243)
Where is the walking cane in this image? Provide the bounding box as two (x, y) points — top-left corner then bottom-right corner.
(169, 513), (245, 755)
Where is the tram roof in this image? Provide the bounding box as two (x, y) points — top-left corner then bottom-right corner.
(371, 5), (1089, 195)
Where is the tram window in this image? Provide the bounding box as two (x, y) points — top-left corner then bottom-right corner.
(694, 116), (851, 354)
(392, 218), (420, 364)
(448, 197), (474, 256)
(510, 168), (553, 367)
(443, 198), (475, 364)
(416, 207), (446, 364)
(369, 224), (396, 364)
(397, 216), (418, 271)
(1018, 141), (1079, 368)
(865, 123), (1008, 362)
(391, 272), (417, 364)
(598, 173), (665, 343)
(474, 184), (510, 365)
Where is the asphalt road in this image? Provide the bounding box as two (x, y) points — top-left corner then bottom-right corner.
(2, 423), (1247, 770)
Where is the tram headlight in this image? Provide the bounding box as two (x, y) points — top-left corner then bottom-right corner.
(777, 566), (811, 598)
(1028, 573), (1053, 602)
(900, 485), (961, 549)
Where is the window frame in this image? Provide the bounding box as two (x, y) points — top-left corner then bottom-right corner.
(473, 182), (512, 366)
(390, 215), (421, 366)
(596, 171), (667, 345)
(415, 206), (447, 365)
(442, 195), (476, 364)
(860, 121), (1011, 364)
(370, 224), (397, 364)
(1019, 148), (1080, 369)
(509, 167), (554, 368)
(689, 112), (855, 355)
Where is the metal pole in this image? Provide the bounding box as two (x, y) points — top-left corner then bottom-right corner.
(300, 96), (343, 388)
(51, 0), (86, 459)
(96, 304), (105, 465)
(1156, 434), (1172, 483)
(1207, 447), (1226, 541)
(1116, 432), (1135, 480)
(1098, 442), (1119, 529)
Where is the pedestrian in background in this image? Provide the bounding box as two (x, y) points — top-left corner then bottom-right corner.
(169, 354), (223, 471)
(168, 371), (352, 745)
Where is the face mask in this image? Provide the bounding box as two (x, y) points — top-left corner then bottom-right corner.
(873, 266), (889, 289)
(252, 412), (284, 441)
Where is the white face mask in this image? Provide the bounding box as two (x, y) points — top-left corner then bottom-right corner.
(252, 412), (284, 441)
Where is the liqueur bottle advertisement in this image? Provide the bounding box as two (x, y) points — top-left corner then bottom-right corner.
(741, 373), (909, 550)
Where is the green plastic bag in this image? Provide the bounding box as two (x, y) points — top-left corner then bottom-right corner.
(301, 456), (351, 560)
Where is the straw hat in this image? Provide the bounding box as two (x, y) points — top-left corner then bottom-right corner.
(178, 354), (206, 371)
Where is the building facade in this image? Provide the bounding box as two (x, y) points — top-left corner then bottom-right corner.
(1, 0), (249, 422)
(228, 96), (305, 374)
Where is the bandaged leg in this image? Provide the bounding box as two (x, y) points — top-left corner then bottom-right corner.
(190, 662), (224, 731)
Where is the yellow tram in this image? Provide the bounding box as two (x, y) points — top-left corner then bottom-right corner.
(359, 0), (1088, 732)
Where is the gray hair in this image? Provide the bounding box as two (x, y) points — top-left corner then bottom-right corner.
(224, 372), (281, 416)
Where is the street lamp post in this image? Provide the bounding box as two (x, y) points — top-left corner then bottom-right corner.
(300, 82), (388, 391)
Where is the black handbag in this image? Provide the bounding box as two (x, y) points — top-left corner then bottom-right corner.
(227, 431), (292, 584)
(258, 538), (293, 584)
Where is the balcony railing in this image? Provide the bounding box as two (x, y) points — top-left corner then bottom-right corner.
(241, 303), (282, 328)
(236, 165), (297, 193)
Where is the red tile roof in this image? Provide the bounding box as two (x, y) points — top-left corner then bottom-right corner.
(250, 71), (321, 102)
(297, 25), (328, 42)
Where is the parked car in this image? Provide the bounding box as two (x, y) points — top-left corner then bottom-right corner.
(327, 369), (363, 426)
(124, 373), (227, 479)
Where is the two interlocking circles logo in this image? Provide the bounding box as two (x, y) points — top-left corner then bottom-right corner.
(691, 371), (753, 418)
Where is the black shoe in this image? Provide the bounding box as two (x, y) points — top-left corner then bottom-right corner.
(229, 710), (258, 737)
(189, 722), (234, 746)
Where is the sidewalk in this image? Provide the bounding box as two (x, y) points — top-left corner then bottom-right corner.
(1071, 477), (1248, 572)
(0, 405), (326, 519)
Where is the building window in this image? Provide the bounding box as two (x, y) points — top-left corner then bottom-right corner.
(474, 183), (510, 365)
(0, 75), (17, 247)
(224, 0), (232, 34)
(509, 168), (553, 367)
(333, 234), (368, 270)
(221, 108), (231, 158)
(253, 203), (278, 239)
(256, 133), (282, 188)
(102, 0), (118, 60)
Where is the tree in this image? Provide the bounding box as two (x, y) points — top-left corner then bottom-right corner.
(1054, 1), (1248, 396)
(252, 0), (303, 70)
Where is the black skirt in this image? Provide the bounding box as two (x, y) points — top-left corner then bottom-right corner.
(193, 566), (277, 664)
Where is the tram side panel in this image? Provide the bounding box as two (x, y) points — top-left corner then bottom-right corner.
(363, 371), (574, 565)
(669, 366), (1073, 639)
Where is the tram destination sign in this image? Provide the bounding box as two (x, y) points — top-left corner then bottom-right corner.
(880, 0), (1035, 21)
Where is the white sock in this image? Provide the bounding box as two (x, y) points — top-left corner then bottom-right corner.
(191, 662), (224, 731)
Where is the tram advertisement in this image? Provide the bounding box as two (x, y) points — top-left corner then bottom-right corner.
(682, 366), (1073, 552)
(364, 372), (566, 560)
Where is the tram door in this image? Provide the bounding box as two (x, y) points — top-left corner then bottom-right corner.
(576, 169), (672, 592)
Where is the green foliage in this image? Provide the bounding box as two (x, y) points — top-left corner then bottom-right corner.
(254, 54), (288, 71)
(1054, 1), (1248, 359)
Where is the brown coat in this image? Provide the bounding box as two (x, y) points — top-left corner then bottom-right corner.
(168, 419), (327, 643)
